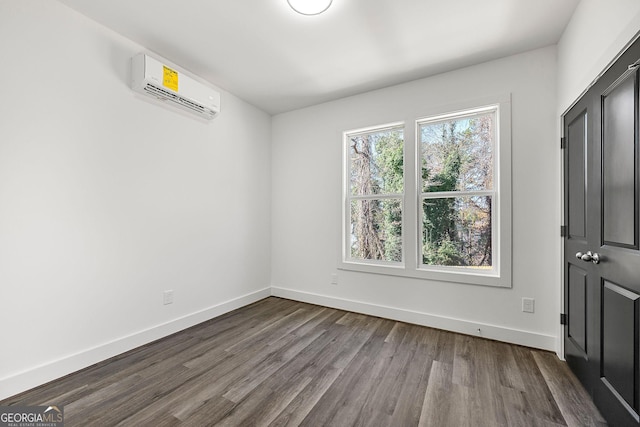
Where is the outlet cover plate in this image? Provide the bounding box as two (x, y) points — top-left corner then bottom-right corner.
(163, 290), (174, 305)
(522, 297), (534, 313)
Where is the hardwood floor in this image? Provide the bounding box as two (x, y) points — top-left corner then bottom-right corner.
(1, 297), (606, 426)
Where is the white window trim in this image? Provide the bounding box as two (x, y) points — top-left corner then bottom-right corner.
(339, 94), (512, 288)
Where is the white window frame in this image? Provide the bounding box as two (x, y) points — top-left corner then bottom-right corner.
(339, 95), (512, 288)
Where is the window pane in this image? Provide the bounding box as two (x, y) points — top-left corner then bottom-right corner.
(422, 196), (492, 268)
(349, 128), (404, 196)
(420, 112), (494, 193)
(350, 198), (402, 262)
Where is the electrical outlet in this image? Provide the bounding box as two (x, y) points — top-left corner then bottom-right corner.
(163, 290), (174, 305)
(330, 273), (338, 285)
(522, 297), (534, 313)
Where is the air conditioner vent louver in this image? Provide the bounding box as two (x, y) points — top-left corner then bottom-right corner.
(131, 53), (220, 120)
(143, 84), (216, 117)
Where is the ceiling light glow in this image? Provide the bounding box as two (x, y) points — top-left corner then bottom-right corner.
(287, 0), (332, 15)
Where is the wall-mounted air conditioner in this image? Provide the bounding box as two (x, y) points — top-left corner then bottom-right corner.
(131, 53), (220, 120)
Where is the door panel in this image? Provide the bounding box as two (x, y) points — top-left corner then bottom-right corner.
(564, 36), (640, 426)
(567, 264), (587, 355)
(602, 73), (637, 248)
(567, 111), (588, 239)
(601, 281), (638, 411)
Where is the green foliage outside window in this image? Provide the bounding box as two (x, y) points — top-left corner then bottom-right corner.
(349, 128), (403, 262)
(421, 113), (494, 268)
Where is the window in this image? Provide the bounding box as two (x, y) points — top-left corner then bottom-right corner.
(341, 98), (511, 287)
(345, 124), (404, 264)
(419, 107), (496, 271)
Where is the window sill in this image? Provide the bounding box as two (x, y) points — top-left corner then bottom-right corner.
(338, 260), (511, 288)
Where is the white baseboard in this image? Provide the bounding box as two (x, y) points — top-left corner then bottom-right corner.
(0, 287), (271, 401)
(270, 287), (556, 352)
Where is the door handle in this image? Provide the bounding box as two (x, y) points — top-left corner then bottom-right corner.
(575, 251), (600, 264)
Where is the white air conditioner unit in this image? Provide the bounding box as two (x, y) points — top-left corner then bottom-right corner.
(131, 53), (220, 120)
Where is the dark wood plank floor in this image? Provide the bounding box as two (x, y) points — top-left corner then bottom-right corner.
(1, 297), (606, 426)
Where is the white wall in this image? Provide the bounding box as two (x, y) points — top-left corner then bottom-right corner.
(558, 0), (640, 114)
(0, 1), (271, 399)
(271, 46), (559, 351)
(555, 0), (640, 354)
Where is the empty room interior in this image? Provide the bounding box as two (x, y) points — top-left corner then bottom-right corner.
(2, 0), (640, 425)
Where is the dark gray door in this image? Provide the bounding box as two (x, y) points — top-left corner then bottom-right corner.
(564, 37), (640, 426)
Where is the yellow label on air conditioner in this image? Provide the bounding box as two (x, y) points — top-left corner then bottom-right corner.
(163, 65), (179, 91)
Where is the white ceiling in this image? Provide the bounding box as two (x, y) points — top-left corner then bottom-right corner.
(57, 0), (580, 114)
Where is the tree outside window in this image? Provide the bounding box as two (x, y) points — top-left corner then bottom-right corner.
(346, 125), (404, 263)
(420, 108), (496, 270)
